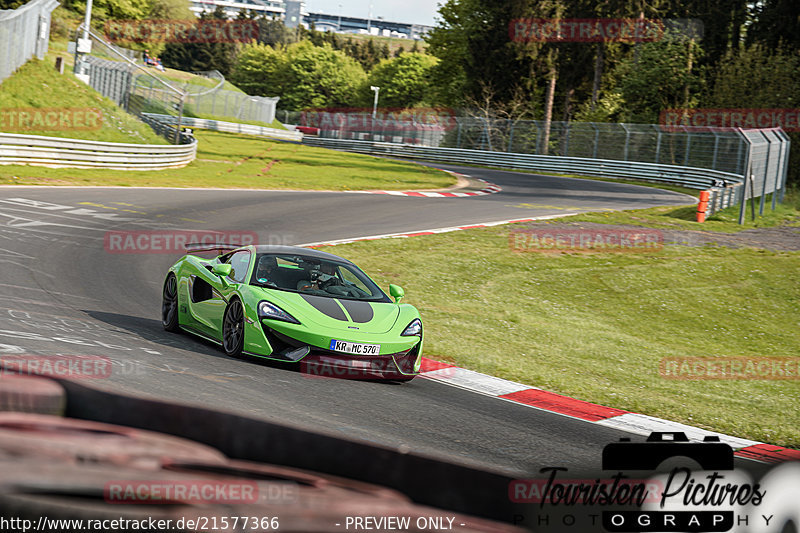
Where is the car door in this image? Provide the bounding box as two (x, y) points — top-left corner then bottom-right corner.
(188, 250), (251, 339)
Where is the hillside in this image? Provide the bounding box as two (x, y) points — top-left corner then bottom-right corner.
(0, 57), (167, 144)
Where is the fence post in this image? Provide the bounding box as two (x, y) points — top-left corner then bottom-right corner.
(759, 131), (772, 216)
(737, 129), (751, 225)
(778, 131), (790, 204)
(622, 123), (630, 161)
(684, 130), (692, 166)
(655, 129), (662, 164)
(711, 132), (720, 170)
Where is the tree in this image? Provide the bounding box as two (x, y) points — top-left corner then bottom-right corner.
(704, 44), (800, 186)
(230, 41), (367, 110)
(253, 16), (297, 47)
(161, 6), (238, 76)
(705, 45), (800, 108)
(228, 42), (287, 97)
(364, 53), (438, 108)
(147, 0), (192, 20)
(614, 32), (704, 123)
(747, 0), (800, 51)
(426, 0), (531, 107)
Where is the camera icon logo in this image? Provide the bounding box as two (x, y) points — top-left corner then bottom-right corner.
(603, 432), (734, 472)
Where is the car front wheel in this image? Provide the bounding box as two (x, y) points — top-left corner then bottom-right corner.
(222, 299), (245, 357)
(162, 274), (180, 332)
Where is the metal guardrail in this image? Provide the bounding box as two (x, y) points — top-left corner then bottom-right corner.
(302, 137), (742, 190)
(303, 136), (752, 219)
(145, 114), (303, 142)
(0, 132), (197, 170)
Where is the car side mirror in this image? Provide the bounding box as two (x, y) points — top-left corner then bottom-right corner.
(389, 284), (404, 304)
(212, 264), (232, 277)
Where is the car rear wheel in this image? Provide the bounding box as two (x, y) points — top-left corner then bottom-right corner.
(161, 274), (180, 332)
(222, 299), (245, 357)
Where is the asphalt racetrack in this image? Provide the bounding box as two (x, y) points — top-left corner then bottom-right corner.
(0, 165), (699, 476)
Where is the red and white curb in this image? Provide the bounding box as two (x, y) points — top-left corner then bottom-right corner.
(418, 358), (800, 464)
(348, 173), (502, 198)
(299, 214), (573, 248)
(300, 218), (800, 465)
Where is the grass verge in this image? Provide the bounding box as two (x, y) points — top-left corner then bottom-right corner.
(0, 57), (166, 144)
(0, 130), (454, 190)
(330, 216), (800, 447)
(564, 188), (800, 233)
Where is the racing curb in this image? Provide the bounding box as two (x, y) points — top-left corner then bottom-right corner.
(301, 219), (799, 466)
(348, 172), (502, 198)
(301, 218), (799, 464)
(417, 357), (800, 465)
(299, 215), (573, 248)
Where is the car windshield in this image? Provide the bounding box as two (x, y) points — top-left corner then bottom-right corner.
(249, 253), (390, 302)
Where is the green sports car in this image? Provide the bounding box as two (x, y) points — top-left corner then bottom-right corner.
(161, 245), (423, 381)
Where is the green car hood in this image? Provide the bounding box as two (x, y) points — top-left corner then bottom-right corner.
(258, 289), (401, 334)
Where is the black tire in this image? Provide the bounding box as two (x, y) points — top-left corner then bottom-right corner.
(161, 273), (180, 332)
(222, 298), (245, 357)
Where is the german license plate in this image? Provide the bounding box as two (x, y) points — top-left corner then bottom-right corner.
(329, 340), (380, 355)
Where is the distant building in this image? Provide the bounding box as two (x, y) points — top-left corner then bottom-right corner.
(284, 0), (303, 28)
(305, 12), (432, 40)
(189, 0), (306, 22)
(187, 0), (432, 40)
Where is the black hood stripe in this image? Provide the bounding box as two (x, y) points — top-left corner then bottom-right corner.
(300, 294), (348, 321)
(339, 299), (374, 323)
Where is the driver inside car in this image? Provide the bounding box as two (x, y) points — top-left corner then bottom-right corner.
(255, 255), (279, 287)
(297, 262), (338, 292)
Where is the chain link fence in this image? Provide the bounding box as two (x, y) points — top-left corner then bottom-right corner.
(292, 110), (789, 223)
(294, 112), (749, 176)
(0, 0), (58, 83)
(133, 75), (279, 126)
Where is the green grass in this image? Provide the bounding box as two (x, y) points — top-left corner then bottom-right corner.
(0, 57), (166, 144)
(0, 130), (454, 190)
(564, 188), (800, 233)
(330, 218), (800, 447)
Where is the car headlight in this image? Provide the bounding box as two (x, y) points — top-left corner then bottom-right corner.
(401, 318), (422, 336)
(258, 301), (300, 324)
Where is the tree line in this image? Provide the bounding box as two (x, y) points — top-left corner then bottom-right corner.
(35, 0), (800, 183)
